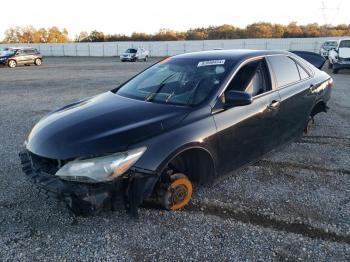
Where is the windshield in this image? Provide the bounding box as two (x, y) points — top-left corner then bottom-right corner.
(323, 41), (337, 47)
(125, 49), (137, 53)
(0, 48), (16, 56)
(114, 57), (235, 106)
(339, 40), (350, 48)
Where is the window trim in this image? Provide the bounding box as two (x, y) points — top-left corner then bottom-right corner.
(218, 56), (275, 99)
(295, 61), (310, 80)
(214, 53), (315, 110)
(225, 58), (272, 97)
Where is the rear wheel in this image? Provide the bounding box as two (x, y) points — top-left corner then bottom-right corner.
(8, 60), (17, 68)
(144, 56), (148, 62)
(160, 173), (193, 210)
(34, 58), (42, 66)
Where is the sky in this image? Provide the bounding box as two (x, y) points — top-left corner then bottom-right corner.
(1, 0), (349, 39)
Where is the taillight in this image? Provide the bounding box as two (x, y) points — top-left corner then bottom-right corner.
(328, 78), (334, 88)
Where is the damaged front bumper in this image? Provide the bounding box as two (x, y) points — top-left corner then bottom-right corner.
(19, 150), (159, 216)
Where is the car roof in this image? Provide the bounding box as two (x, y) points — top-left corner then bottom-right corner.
(172, 49), (291, 61)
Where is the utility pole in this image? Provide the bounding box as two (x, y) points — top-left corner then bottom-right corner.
(321, 1), (342, 26)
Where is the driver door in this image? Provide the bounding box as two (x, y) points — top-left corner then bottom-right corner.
(212, 58), (281, 175)
(15, 50), (27, 64)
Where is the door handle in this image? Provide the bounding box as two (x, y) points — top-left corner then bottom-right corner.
(267, 100), (280, 110)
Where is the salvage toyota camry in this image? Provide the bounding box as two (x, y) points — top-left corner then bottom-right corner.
(20, 50), (332, 216)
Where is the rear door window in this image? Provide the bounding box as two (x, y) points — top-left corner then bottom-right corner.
(268, 55), (301, 88)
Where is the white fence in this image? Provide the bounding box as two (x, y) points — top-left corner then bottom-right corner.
(1, 37), (348, 57)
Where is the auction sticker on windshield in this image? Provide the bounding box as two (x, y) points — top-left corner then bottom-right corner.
(197, 60), (225, 67)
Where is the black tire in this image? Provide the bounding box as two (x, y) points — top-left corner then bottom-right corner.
(332, 68), (339, 74)
(133, 58), (137, 62)
(144, 56), (148, 62)
(34, 58), (42, 66)
(8, 59), (17, 68)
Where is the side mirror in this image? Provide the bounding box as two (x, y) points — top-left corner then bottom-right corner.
(224, 90), (252, 107)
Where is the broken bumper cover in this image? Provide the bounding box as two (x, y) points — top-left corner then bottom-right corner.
(19, 150), (159, 216)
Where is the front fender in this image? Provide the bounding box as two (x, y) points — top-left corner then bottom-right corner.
(133, 107), (217, 174)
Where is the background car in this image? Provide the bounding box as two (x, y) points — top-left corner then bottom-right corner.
(120, 48), (149, 62)
(0, 47), (43, 68)
(319, 40), (338, 59)
(328, 38), (350, 73)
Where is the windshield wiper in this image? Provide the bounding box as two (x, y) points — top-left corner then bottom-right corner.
(186, 79), (203, 106)
(145, 73), (177, 102)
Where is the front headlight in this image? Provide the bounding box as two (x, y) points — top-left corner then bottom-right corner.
(55, 147), (146, 183)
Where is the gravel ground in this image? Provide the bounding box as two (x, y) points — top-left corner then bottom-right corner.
(0, 57), (349, 261)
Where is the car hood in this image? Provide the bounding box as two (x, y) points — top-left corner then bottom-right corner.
(26, 92), (190, 160)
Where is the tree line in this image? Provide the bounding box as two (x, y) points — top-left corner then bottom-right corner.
(3, 26), (69, 43)
(2, 23), (350, 43)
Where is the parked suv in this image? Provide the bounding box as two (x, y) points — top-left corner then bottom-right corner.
(0, 47), (43, 68)
(120, 48), (149, 62)
(328, 39), (350, 74)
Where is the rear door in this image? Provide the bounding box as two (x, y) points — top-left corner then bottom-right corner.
(267, 55), (316, 143)
(25, 49), (36, 63)
(212, 58), (281, 175)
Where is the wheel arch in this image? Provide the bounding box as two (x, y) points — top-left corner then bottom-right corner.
(310, 100), (328, 117)
(7, 59), (17, 67)
(157, 144), (217, 185)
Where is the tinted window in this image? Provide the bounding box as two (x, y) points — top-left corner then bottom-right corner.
(227, 59), (271, 96)
(126, 48), (137, 53)
(115, 57), (236, 106)
(268, 56), (300, 88)
(24, 49), (34, 54)
(339, 40), (350, 48)
(296, 63), (309, 80)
